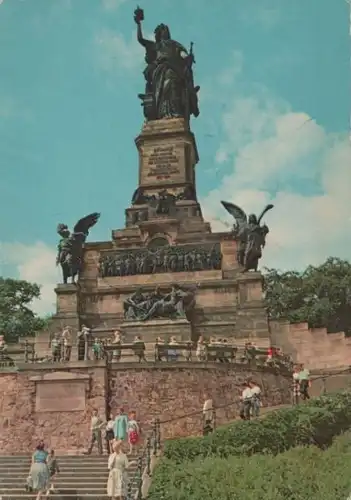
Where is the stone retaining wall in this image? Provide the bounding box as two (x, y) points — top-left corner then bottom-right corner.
(0, 362), (291, 454)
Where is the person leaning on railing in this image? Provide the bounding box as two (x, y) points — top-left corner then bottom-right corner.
(196, 336), (206, 362)
(50, 333), (61, 362)
(133, 335), (147, 362)
(112, 329), (122, 362)
(243, 342), (257, 364)
(61, 327), (72, 362)
(167, 336), (178, 362)
(92, 339), (104, 360)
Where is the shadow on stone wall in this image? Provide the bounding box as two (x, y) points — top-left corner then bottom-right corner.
(270, 320), (351, 370)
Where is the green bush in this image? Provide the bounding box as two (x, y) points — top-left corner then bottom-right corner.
(163, 391), (351, 463)
(148, 431), (351, 500)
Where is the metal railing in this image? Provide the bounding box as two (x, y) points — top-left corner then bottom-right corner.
(128, 418), (161, 500)
(1, 340), (293, 372)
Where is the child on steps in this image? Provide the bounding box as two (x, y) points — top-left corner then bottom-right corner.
(46, 449), (60, 495)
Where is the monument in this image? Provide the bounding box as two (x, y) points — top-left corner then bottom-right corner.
(49, 8), (273, 352)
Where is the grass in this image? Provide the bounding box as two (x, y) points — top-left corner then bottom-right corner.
(148, 391), (351, 499)
(148, 431), (351, 500)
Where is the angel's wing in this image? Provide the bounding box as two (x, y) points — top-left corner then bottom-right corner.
(73, 213), (100, 235)
(131, 188), (141, 205)
(257, 204), (274, 225)
(221, 201), (247, 226)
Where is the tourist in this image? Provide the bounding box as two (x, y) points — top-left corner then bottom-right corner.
(45, 449), (60, 495)
(113, 407), (128, 442)
(298, 363), (311, 400)
(77, 326), (86, 361)
(133, 335), (146, 362)
(202, 394), (213, 435)
(0, 334), (8, 362)
(81, 325), (92, 360)
(51, 333), (61, 362)
(105, 414), (115, 454)
(112, 330), (122, 362)
(244, 342), (257, 365)
(85, 409), (104, 455)
(92, 338), (103, 360)
(239, 381), (252, 420)
(155, 336), (165, 361)
(249, 381), (261, 417)
(0, 334), (7, 350)
(292, 364), (300, 405)
(61, 326), (72, 361)
(107, 439), (137, 500)
(27, 441), (49, 500)
(216, 338), (228, 363)
(196, 336), (206, 362)
(266, 345), (274, 363)
(167, 336), (178, 361)
(127, 410), (141, 455)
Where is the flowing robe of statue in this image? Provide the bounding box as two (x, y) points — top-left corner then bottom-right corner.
(135, 12), (200, 121)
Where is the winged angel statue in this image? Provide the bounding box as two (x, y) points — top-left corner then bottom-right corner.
(221, 201), (274, 272)
(56, 213), (100, 284)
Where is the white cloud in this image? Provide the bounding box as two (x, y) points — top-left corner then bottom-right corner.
(202, 57), (351, 271)
(0, 242), (60, 316)
(217, 50), (244, 87)
(95, 29), (150, 73)
(102, 0), (128, 10)
(239, 6), (281, 30)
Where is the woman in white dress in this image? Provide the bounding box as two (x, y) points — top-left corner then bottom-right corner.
(107, 439), (137, 500)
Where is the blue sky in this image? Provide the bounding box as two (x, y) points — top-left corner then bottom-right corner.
(0, 0), (350, 313)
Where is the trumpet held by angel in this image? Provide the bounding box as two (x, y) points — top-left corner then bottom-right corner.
(221, 201), (274, 272)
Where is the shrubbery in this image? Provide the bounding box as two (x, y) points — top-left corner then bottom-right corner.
(148, 431), (351, 500)
(163, 391), (351, 463)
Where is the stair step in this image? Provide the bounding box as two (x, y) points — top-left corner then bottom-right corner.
(0, 487), (130, 494)
(0, 481), (120, 486)
(0, 466), (112, 471)
(0, 495), (112, 499)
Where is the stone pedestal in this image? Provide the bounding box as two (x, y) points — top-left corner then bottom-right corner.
(119, 318), (192, 343)
(48, 115), (272, 353)
(55, 284), (79, 315)
(135, 118), (198, 189)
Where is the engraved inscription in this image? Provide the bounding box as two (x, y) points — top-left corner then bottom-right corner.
(147, 146), (180, 178)
(36, 382), (86, 412)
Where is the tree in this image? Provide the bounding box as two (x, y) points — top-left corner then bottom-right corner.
(0, 277), (48, 342)
(263, 257), (351, 335)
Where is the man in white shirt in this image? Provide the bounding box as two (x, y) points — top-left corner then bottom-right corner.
(239, 382), (252, 420)
(85, 409), (104, 455)
(297, 363), (310, 400)
(202, 394), (214, 435)
(61, 327), (72, 361)
(292, 365), (300, 405)
(249, 381), (261, 417)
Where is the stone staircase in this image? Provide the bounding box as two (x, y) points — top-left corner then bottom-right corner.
(0, 453), (139, 499)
